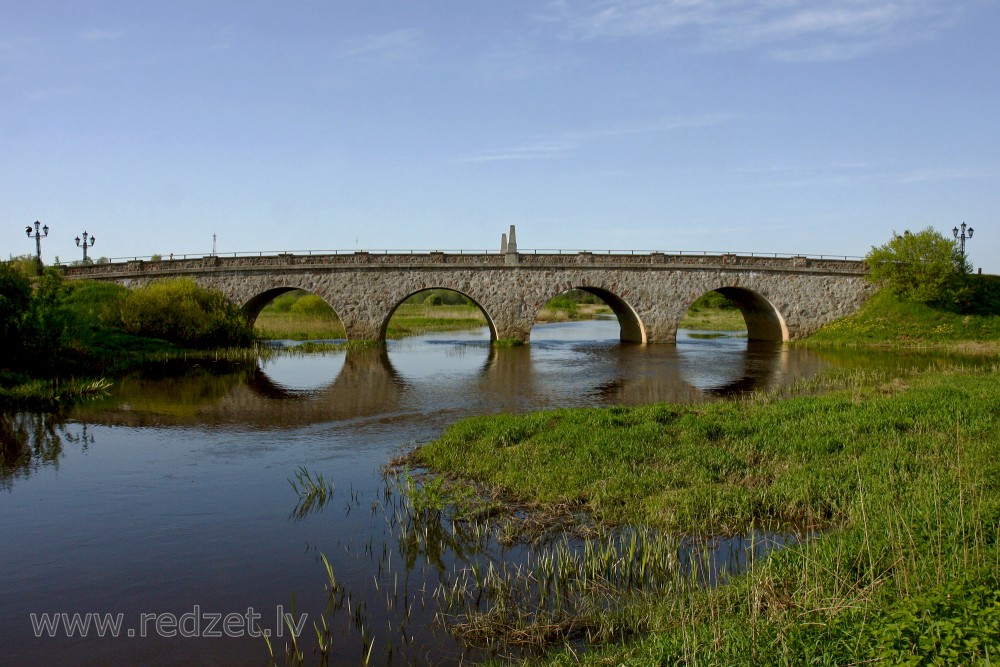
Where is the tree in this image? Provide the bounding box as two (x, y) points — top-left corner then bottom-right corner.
(0, 262), (32, 369)
(866, 227), (967, 304)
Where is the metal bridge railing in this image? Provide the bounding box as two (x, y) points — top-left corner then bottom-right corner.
(59, 249), (865, 265)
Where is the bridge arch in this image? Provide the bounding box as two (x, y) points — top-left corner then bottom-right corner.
(534, 285), (647, 344)
(378, 288), (498, 342)
(681, 287), (789, 342)
(241, 286), (339, 323)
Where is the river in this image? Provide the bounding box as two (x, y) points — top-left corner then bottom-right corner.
(0, 319), (922, 665)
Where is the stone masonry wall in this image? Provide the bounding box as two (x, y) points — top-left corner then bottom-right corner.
(72, 254), (873, 343)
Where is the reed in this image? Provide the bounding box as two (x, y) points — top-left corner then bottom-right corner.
(288, 466), (335, 519)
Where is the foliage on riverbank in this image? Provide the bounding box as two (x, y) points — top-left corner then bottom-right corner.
(804, 284), (1000, 350)
(254, 290), (346, 340)
(676, 291), (745, 332)
(415, 365), (1000, 664)
(0, 263), (257, 406)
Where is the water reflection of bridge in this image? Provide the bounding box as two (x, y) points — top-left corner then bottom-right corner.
(73, 343), (829, 429)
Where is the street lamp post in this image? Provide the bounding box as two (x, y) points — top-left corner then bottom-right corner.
(75, 231), (96, 263)
(25, 220), (49, 271)
(952, 222), (974, 262)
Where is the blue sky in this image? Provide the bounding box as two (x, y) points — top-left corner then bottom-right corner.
(3, 1), (998, 273)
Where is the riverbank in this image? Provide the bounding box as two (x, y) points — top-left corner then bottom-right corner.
(412, 363), (1000, 664)
(802, 288), (1000, 351)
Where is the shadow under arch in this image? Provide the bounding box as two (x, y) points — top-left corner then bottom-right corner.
(698, 287), (789, 342)
(242, 287), (342, 325)
(535, 286), (647, 343)
(378, 288), (498, 342)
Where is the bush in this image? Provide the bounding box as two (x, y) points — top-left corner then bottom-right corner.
(866, 228), (966, 304)
(289, 294), (337, 317)
(119, 278), (254, 348)
(60, 281), (129, 327)
(401, 289), (471, 306)
(951, 273), (1000, 316)
(689, 291), (739, 311)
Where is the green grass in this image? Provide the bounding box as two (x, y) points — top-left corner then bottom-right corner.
(254, 303), (488, 340)
(414, 365), (1000, 664)
(384, 303), (488, 338)
(678, 308), (747, 331)
(253, 311), (346, 340)
(804, 289), (1000, 350)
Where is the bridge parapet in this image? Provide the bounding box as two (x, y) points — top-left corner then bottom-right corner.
(62, 251), (866, 278)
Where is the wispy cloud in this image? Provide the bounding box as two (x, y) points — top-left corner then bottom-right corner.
(541, 0), (968, 62)
(572, 112), (735, 140)
(459, 140), (578, 163)
(81, 29), (126, 42)
(894, 167), (1000, 184)
(474, 40), (576, 79)
(740, 161), (999, 187)
(460, 112), (733, 162)
(338, 28), (424, 63)
(25, 84), (84, 102)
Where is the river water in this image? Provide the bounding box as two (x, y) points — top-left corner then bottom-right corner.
(0, 320), (916, 665)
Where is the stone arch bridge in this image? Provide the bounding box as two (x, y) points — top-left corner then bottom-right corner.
(63, 249), (872, 344)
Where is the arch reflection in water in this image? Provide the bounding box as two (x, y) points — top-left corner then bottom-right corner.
(253, 347), (347, 397)
(242, 347), (406, 426)
(74, 327), (831, 433)
(676, 330), (826, 396)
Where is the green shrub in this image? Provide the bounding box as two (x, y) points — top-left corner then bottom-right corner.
(289, 294), (336, 317)
(401, 289), (472, 306)
(952, 273), (1000, 316)
(688, 291), (739, 311)
(120, 278), (254, 348)
(866, 228), (966, 304)
(60, 281), (129, 327)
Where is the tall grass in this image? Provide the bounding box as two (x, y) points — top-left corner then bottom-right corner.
(414, 365), (1000, 664)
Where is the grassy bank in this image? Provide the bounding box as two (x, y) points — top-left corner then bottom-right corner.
(804, 288), (1000, 351)
(385, 303), (488, 338)
(413, 365), (1000, 664)
(677, 308), (746, 332)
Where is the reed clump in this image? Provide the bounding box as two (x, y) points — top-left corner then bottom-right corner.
(288, 466), (336, 519)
